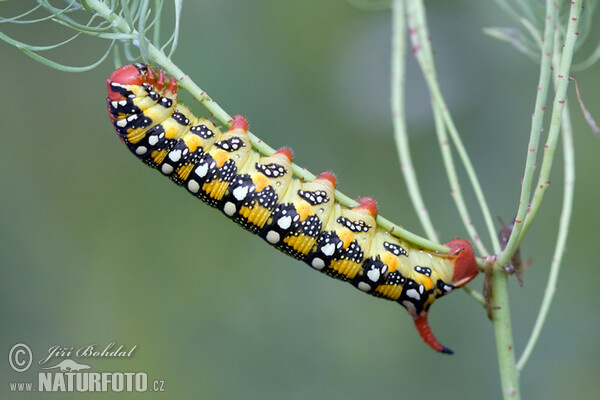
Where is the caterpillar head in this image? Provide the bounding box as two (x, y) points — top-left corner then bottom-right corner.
(106, 64), (177, 101)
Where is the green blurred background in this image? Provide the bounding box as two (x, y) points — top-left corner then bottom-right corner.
(1, 1), (599, 399)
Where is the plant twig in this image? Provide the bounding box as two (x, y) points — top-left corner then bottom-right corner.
(517, 51), (575, 371)
(505, 0), (582, 253)
(405, 0), (500, 256)
(391, 0), (439, 243)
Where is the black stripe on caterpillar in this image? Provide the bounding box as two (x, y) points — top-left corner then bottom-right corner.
(106, 63), (479, 354)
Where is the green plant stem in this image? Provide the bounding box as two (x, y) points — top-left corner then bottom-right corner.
(491, 266), (520, 399)
(494, 0), (557, 266)
(499, 0), (582, 267)
(82, 0), (449, 252)
(518, 1), (582, 241)
(517, 35), (575, 374)
(405, 0), (500, 256)
(391, 0), (439, 243)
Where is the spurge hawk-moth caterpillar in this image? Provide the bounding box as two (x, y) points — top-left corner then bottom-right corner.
(106, 63), (479, 354)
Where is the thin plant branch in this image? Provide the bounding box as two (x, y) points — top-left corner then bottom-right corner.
(390, 0), (439, 243)
(405, 0), (499, 256)
(506, 0), (582, 252)
(496, 0), (557, 266)
(517, 51), (575, 372)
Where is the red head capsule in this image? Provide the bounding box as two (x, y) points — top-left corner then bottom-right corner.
(106, 64), (144, 101)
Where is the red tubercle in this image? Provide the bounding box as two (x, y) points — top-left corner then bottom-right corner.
(147, 67), (156, 85)
(156, 69), (166, 90)
(316, 171), (337, 188)
(166, 77), (178, 95)
(230, 115), (249, 132)
(354, 196), (378, 217)
(445, 238), (478, 287)
(413, 314), (453, 354)
(273, 147), (293, 162)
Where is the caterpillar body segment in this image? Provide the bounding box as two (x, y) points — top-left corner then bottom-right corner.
(106, 63), (479, 353)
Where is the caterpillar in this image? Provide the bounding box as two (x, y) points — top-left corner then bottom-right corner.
(106, 63), (479, 354)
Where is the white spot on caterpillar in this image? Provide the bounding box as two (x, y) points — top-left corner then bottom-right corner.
(119, 100), (127, 106)
(148, 135), (159, 146)
(223, 202), (236, 216)
(233, 186), (248, 201)
(135, 146), (147, 155)
(358, 282), (371, 292)
(169, 150), (182, 162)
(111, 101), (118, 108)
(161, 164), (174, 174)
(195, 164), (208, 178)
(311, 258), (325, 270)
(266, 231), (280, 244)
(116, 119), (127, 127)
(367, 268), (380, 282)
(321, 243), (335, 256)
(406, 289), (420, 300)
(277, 216), (292, 230)
(188, 180), (199, 193)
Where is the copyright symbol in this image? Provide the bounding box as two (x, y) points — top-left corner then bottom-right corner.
(8, 343), (32, 372)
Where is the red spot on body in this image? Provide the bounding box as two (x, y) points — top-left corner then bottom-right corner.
(230, 115), (249, 131)
(355, 197), (378, 217)
(529, 148), (535, 152)
(273, 147), (293, 162)
(559, 100), (565, 104)
(544, 144), (549, 148)
(515, 220), (522, 224)
(316, 171), (337, 188)
(572, 17), (577, 21)
(541, 106), (546, 111)
(558, 75), (564, 78)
